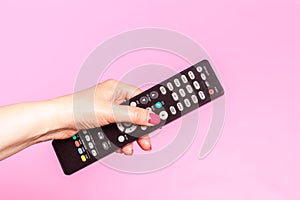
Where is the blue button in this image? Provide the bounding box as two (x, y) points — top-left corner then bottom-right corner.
(155, 102), (163, 109)
(78, 148), (83, 155)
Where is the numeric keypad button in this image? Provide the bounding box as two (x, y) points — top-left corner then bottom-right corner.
(198, 91), (206, 100)
(174, 78), (181, 87)
(193, 81), (200, 90)
(167, 82), (174, 91)
(181, 75), (188, 83)
(201, 73), (207, 80)
(172, 92), (179, 101)
(169, 106), (176, 115)
(186, 85), (193, 94)
(184, 99), (191, 107)
(177, 102), (184, 111)
(191, 95), (198, 104)
(188, 71), (195, 80)
(160, 86), (167, 95)
(179, 89), (186, 97)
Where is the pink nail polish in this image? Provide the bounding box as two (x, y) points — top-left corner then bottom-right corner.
(148, 113), (161, 125)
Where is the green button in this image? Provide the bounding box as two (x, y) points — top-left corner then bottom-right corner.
(72, 135), (77, 140)
(155, 102), (163, 109)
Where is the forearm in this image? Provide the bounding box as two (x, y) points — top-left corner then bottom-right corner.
(0, 96), (74, 160)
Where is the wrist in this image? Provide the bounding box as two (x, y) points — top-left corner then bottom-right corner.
(46, 95), (75, 130)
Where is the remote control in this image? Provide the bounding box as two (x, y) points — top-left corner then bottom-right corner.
(52, 60), (224, 175)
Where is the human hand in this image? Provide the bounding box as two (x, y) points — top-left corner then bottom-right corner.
(50, 79), (161, 155)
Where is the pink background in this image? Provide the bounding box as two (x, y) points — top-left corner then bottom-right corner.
(0, 1), (300, 199)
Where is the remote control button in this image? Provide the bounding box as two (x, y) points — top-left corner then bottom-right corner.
(160, 86), (167, 95)
(205, 81), (210, 87)
(72, 135), (77, 140)
(181, 75), (188, 83)
(167, 82), (174, 91)
(146, 107), (152, 111)
(188, 71), (195, 80)
(141, 126), (147, 131)
(186, 85), (193, 94)
(82, 130), (88, 134)
(88, 142), (94, 149)
(140, 96), (148, 104)
(75, 141), (80, 147)
(177, 102), (184, 111)
(130, 101), (137, 106)
(179, 88), (186, 97)
(191, 95), (198, 104)
(159, 111), (168, 120)
(201, 73), (207, 80)
(118, 135), (125, 143)
(198, 91), (206, 100)
(184, 99), (191, 107)
(125, 125), (137, 134)
(81, 155), (87, 162)
(172, 92), (179, 101)
(123, 122), (132, 127)
(155, 101), (163, 109)
(169, 106), (176, 115)
(196, 66), (203, 72)
(91, 150), (97, 157)
(78, 148), (83, 155)
(102, 142), (109, 150)
(150, 91), (159, 99)
(193, 81), (200, 90)
(117, 122), (125, 132)
(98, 131), (104, 140)
(85, 135), (91, 142)
(209, 89), (215, 95)
(174, 78), (181, 87)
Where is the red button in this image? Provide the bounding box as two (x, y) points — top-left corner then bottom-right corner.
(75, 141), (80, 147)
(209, 89), (214, 95)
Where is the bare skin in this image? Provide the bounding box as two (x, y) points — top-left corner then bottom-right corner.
(0, 79), (160, 160)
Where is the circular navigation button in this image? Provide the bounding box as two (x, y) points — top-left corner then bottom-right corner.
(140, 96), (148, 104)
(155, 102), (163, 109)
(125, 125), (137, 134)
(116, 122), (125, 132)
(150, 91), (159, 99)
(159, 111), (168, 120)
(123, 122), (132, 127)
(118, 135), (125, 143)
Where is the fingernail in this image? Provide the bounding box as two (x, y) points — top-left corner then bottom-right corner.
(148, 112), (161, 125)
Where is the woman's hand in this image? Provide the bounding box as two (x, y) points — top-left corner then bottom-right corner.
(50, 79), (160, 155)
(0, 79), (160, 160)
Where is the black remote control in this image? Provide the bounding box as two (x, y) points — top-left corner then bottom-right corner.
(52, 60), (224, 175)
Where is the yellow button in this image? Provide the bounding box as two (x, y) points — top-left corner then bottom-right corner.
(81, 155), (87, 162)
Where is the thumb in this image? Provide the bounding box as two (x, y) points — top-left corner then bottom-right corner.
(111, 105), (161, 126)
